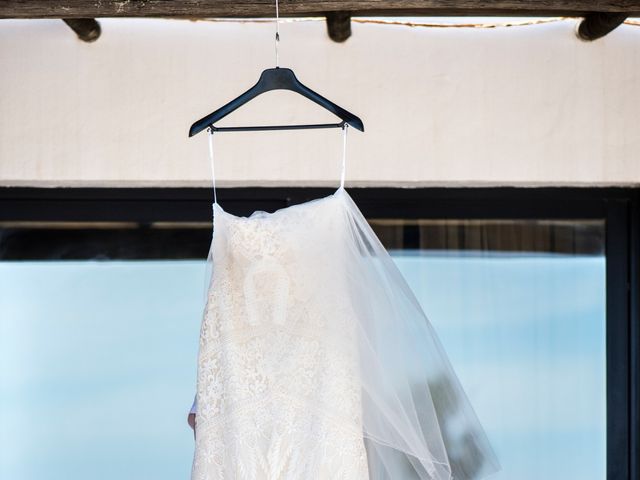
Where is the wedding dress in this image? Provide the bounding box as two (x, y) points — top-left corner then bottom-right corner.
(190, 126), (501, 480)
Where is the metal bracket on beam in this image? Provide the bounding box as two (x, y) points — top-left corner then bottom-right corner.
(326, 11), (351, 42)
(577, 12), (627, 41)
(62, 18), (101, 42)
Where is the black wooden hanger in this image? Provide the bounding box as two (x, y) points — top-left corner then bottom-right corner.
(189, 0), (363, 137)
(188, 66), (364, 137)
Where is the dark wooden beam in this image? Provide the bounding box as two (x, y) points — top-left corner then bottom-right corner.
(1, 1), (640, 19)
(62, 18), (101, 42)
(326, 11), (351, 42)
(577, 12), (628, 40)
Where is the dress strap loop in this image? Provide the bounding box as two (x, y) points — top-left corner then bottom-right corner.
(207, 127), (218, 206)
(208, 125), (346, 203)
(340, 123), (349, 190)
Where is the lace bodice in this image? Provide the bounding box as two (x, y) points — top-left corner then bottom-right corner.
(191, 188), (370, 479)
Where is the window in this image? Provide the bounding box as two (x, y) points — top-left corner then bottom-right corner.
(0, 187), (636, 480)
(373, 218), (606, 479)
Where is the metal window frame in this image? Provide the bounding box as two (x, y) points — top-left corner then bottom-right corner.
(1, 185), (638, 480)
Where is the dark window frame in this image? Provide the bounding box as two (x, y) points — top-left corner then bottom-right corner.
(1, 185), (638, 480)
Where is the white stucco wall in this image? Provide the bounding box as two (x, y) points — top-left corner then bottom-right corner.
(0, 17), (638, 188)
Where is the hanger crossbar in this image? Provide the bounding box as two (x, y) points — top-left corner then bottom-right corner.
(208, 121), (345, 133)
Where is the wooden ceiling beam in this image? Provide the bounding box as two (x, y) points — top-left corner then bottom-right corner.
(62, 18), (101, 42)
(1, 1), (640, 19)
(326, 12), (351, 42)
(577, 12), (629, 40)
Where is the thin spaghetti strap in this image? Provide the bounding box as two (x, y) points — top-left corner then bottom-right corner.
(207, 127), (218, 206)
(340, 123), (348, 190)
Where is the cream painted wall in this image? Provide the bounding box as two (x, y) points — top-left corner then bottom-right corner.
(0, 17), (639, 188)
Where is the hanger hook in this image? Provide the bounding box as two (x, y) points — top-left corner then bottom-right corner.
(274, 0), (280, 67)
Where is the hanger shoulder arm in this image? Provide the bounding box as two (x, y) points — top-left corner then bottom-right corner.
(189, 81), (265, 137)
(294, 80), (364, 132)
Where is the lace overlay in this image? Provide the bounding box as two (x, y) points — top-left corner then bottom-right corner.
(191, 194), (370, 480)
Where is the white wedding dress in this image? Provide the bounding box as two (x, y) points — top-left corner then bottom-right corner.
(190, 127), (501, 480)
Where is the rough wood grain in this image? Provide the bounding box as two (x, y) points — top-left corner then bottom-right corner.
(1, 1), (640, 19)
